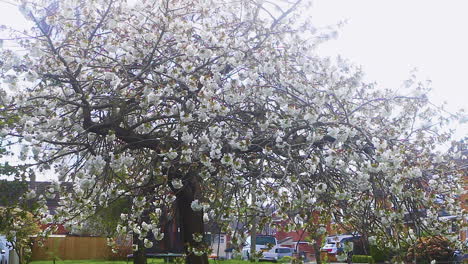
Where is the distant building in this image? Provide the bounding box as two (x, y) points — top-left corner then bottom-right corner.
(0, 180), (73, 235)
(0, 180), (72, 211)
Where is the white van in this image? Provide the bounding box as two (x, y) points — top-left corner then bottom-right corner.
(275, 247), (294, 259)
(321, 235), (359, 255)
(242, 235), (279, 261)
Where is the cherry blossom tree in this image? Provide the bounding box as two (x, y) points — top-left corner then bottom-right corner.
(0, 0), (465, 264)
(279, 135), (465, 263)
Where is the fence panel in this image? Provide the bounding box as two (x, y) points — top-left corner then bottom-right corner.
(31, 236), (113, 260)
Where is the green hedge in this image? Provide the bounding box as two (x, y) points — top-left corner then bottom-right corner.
(370, 245), (390, 263)
(277, 256), (293, 263)
(352, 255), (375, 263)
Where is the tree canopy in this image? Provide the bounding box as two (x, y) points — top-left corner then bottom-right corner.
(0, 0), (465, 263)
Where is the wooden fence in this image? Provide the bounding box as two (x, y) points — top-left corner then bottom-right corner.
(31, 236), (113, 260)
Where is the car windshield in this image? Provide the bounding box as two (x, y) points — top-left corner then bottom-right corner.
(256, 236), (276, 245)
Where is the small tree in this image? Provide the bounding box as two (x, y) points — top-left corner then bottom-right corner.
(0, 207), (40, 264)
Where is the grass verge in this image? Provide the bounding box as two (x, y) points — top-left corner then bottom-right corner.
(30, 259), (278, 264)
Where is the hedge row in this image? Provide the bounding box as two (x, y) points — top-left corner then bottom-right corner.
(352, 255), (375, 264)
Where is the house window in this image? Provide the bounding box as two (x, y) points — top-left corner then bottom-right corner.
(204, 233), (212, 245)
(450, 222), (459, 233)
(213, 234), (225, 244)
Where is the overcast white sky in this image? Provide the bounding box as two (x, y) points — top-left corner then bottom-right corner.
(0, 0), (466, 179)
(309, 0), (467, 139)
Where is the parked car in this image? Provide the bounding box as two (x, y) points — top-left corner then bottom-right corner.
(321, 235), (361, 255)
(275, 247), (294, 259)
(242, 235), (279, 261)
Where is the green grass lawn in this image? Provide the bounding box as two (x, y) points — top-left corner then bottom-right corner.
(30, 261), (131, 264)
(30, 259), (278, 264)
(30, 261), (129, 264)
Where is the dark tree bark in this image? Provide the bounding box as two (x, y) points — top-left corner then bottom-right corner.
(313, 240), (322, 264)
(133, 234), (147, 264)
(176, 174), (209, 264)
(250, 181), (257, 262)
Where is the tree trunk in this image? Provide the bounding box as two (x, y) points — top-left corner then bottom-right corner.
(133, 234), (147, 264)
(250, 224), (257, 262)
(250, 180), (257, 262)
(177, 184), (208, 264)
(16, 246), (25, 264)
(313, 240), (322, 264)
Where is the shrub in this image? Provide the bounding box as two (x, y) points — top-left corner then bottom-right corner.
(352, 255), (375, 263)
(370, 245), (391, 263)
(353, 237), (370, 256)
(278, 256), (294, 263)
(405, 236), (454, 264)
(109, 235), (133, 260)
(231, 251), (243, 260)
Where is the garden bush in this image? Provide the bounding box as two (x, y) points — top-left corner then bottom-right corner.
(352, 255), (375, 263)
(405, 236), (454, 264)
(108, 236), (133, 260)
(277, 256), (293, 263)
(369, 245), (391, 263)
